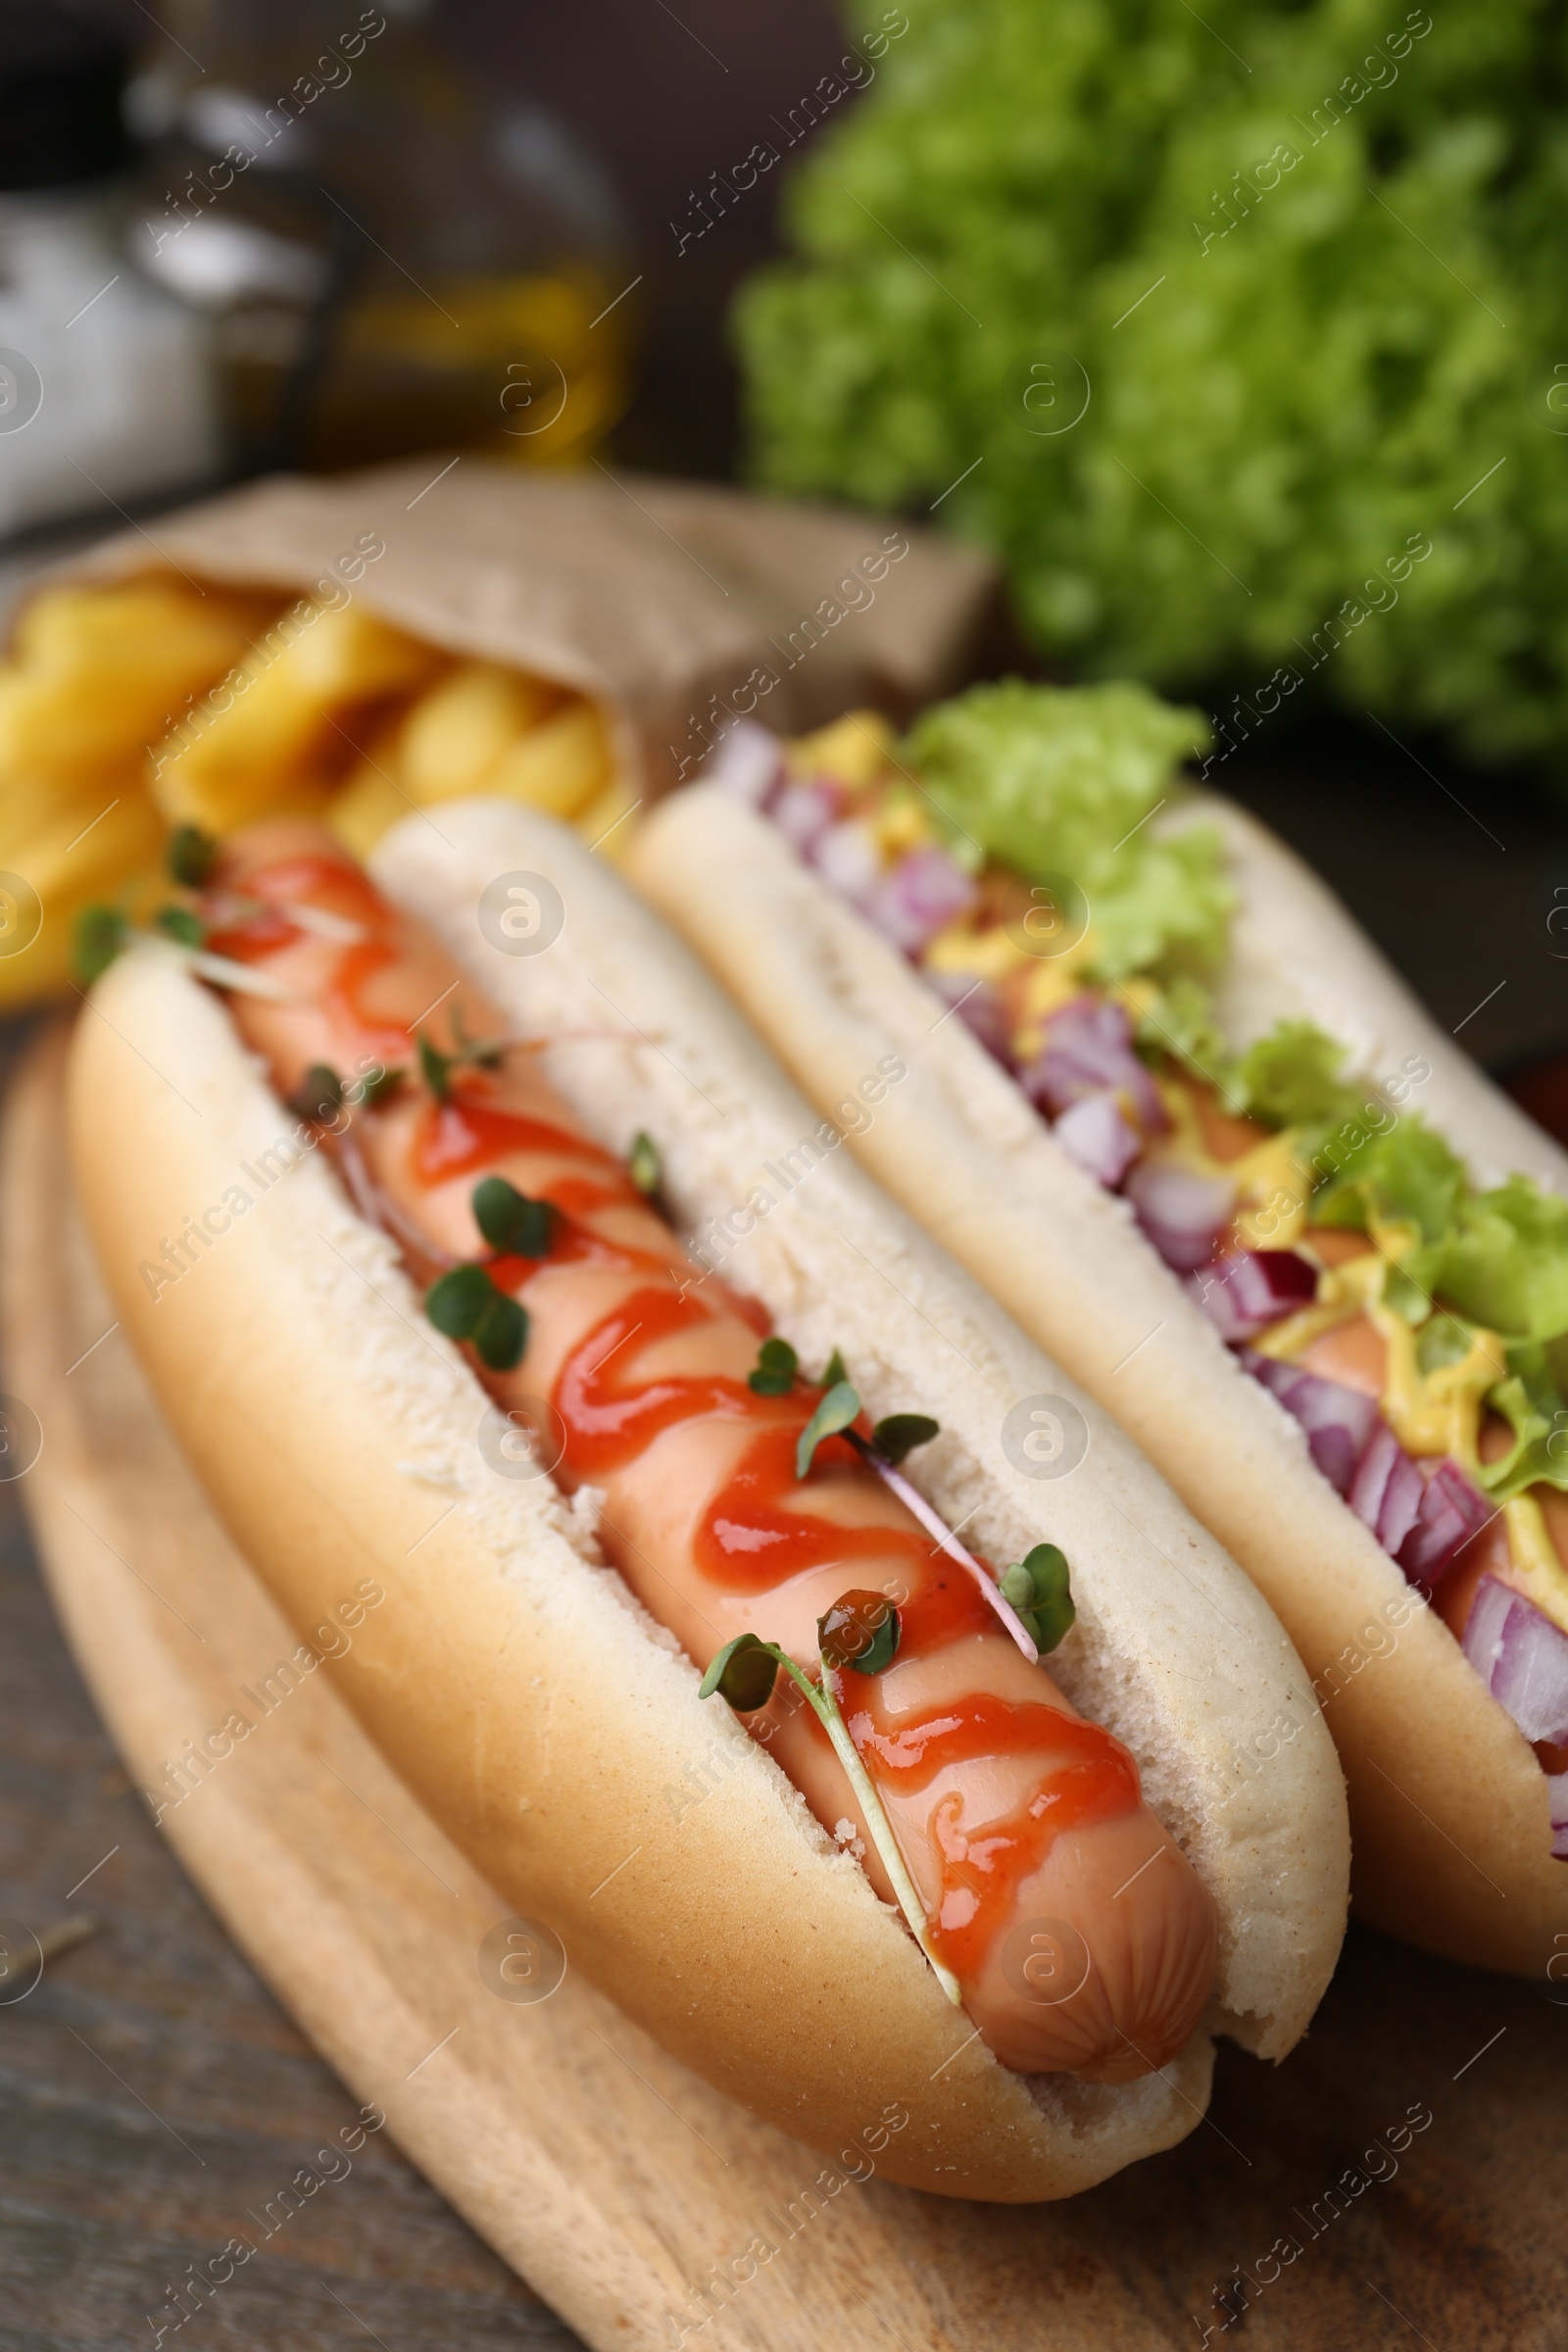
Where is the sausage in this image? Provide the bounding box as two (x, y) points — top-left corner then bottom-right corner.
(201, 821), (1217, 2081)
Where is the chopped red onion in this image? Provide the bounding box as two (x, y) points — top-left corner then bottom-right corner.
(772, 777), (841, 855)
(1350, 1423), (1426, 1557)
(864, 842), (978, 956)
(1021, 994), (1167, 1131)
(811, 818), (882, 905)
(704, 719), (785, 806)
(1241, 1351), (1380, 1495)
(1462, 1573), (1568, 1746)
(1053, 1091), (1142, 1189)
(1189, 1250), (1317, 1342)
(1549, 1773), (1568, 1862)
(924, 970), (1014, 1062)
(1399, 1458), (1492, 1593)
(1125, 1157), (1236, 1272)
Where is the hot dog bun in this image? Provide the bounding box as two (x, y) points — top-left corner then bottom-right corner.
(629, 779), (1568, 1975)
(69, 800), (1347, 2199)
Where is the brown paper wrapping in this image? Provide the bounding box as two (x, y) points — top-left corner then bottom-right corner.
(66, 457), (1000, 801)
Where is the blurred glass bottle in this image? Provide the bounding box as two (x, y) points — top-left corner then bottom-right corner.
(0, 3), (219, 540)
(132, 0), (634, 476)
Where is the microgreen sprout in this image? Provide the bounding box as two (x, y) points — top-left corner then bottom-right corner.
(472, 1173), (555, 1257)
(154, 905), (204, 949)
(699, 1619), (960, 2005)
(73, 904), (127, 985)
(356, 1062), (407, 1107)
(799, 1349), (1036, 1659)
(795, 1380), (861, 1479)
(416, 1005), (508, 1102)
(748, 1336), (798, 1396)
(425, 1262), (528, 1370)
(628, 1130), (662, 1196)
(817, 1588), (901, 1675)
(998, 1544), (1075, 1654)
(166, 825), (218, 887)
(288, 1063), (345, 1124)
(865, 1412), (940, 1466)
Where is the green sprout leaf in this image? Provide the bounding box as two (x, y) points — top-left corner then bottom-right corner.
(871, 1412), (939, 1465)
(700, 1626), (961, 2005)
(698, 1632), (782, 1712)
(166, 825), (218, 887)
(356, 1062), (406, 1108)
(288, 1063), (345, 1123)
(999, 1543), (1075, 1654)
(821, 1347), (848, 1390)
(472, 1174), (555, 1257)
(154, 905), (204, 949)
(796, 1380), (860, 1480)
(748, 1336), (799, 1396)
(425, 1262), (497, 1340)
(418, 1032), (455, 1103)
(72, 904), (127, 986)
(629, 1130), (662, 1196)
(817, 1590), (901, 1675)
(472, 1289), (528, 1372)
(425, 1262), (528, 1369)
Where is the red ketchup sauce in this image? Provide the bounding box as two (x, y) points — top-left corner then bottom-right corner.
(203, 837), (1152, 2037)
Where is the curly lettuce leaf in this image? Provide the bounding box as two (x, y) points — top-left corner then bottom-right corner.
(1233, 1019), (1360, 1131)
(1407, 1176), (1568, 1344)
(1478, 1344), (1568, 1502)
(905, 678), (1223, 978)
(1137, 975), (1233, 1089)
(1312, 1116), (1466, 1246)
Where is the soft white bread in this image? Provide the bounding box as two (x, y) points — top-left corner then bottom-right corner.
(630, 782), (1568, 1976)
(69, 802), (1347, 2201)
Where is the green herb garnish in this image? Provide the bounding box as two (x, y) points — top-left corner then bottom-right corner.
(417, 1007), (507, 1103)
(73, 904), (127, 985)
(288, 1063), (345, 1123)
(796, 1380), (861, 1479)
(699, 1632), (782, 1713)
(821, 1347), (848, 1390)
(629, 1131), (662, 1196)
(748, 1336), (799, 1396)
(472, 1174), (555, 1257)
(817, 1589), (901, 1675)
(869, 1413), (939, 1465)
(356, 1062), (407, 1108)
(166, 825), (218, 887)
(700, 1623), (959, 2005)
(998, 1544), (1075, 1655)
(154, 905), (204, 949)
(424, 1263), (528, 1370)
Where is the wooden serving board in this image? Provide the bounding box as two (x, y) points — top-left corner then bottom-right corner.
(5, 1023), (1566, 2352)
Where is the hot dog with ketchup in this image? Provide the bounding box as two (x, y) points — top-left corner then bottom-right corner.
(69, 796), (1348, 2197)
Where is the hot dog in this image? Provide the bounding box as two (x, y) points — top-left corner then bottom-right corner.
(69, 796), (1348, 2197)
(628, 685), (1568, 1975)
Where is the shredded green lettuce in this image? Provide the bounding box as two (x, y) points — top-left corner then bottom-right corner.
(1406, 1178), (1568, 1345)
(1311, 1117), (1467, 1247)
(905, 678), (1222, 979)
(1478, 1346), (1568, 1502)
(1232, 1019), (1359, 1131)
